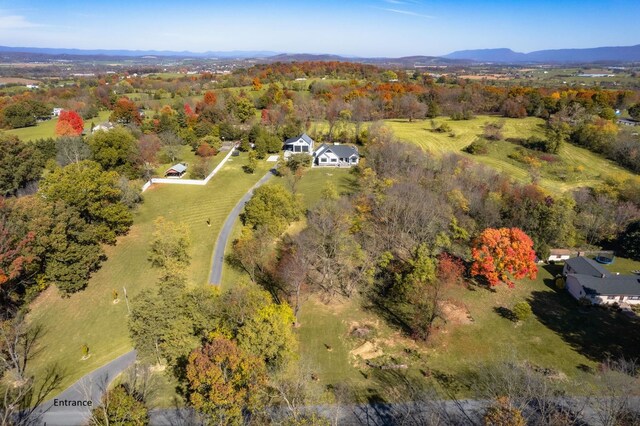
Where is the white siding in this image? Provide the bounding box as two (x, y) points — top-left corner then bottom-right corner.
(565, 275), (585, 301)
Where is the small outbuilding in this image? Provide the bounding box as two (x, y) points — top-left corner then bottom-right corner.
(165, 163), (187, 178)
(547, 249), (572, 263)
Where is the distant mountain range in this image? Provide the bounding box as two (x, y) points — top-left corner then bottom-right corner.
(0, 45), (278, 58)
(444, 44), (640, 63)
(1, 43), (640, 64)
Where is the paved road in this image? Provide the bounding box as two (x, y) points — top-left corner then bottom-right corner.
(31, 350), (137, 426)
(208, 170), (275, 285)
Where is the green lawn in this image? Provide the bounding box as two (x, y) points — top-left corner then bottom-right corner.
(384, 117), (638, 192)
(6, 111), (111, 141)
(295, 258), (640, 401)
(27, 153), (272, 397)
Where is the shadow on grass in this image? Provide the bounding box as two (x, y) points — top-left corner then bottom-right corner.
(493, 306), (517, 322)
(529, 288), (640, 362)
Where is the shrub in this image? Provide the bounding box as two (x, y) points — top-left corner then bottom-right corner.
(483, 397), (525, 426)
(483, 121), (504, 141)
(512, 301), (532, 321)
(464, 139), (489, 155)
(196, 142), (218, 157)
(191, 157), (210, 179)
(433, 122), (452, 133)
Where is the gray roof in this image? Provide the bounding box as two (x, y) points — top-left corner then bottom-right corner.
(565, 256), (609, 278)
(569, 274), (640, 297)
(315, 143), (359, 158)
(284, 133), (314, 146)
(166, 163), (187, 173)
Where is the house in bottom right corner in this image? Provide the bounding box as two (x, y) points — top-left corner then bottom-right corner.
(563, 256), (640, 305)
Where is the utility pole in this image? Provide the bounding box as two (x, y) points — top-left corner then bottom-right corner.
(123, 286), (131, 314)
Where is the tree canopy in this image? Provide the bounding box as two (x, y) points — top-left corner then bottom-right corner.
(39, 160), (133, 244)
(471, 227), (538, 287)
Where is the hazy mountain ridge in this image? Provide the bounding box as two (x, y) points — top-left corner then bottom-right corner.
(444, 45), (640, 63)
(0, 46), (279, 58)
(2, 43), (640, 64)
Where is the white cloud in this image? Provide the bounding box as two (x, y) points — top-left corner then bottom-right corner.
(376, 7), (434, 19)
(384, 0), (421, 4)
(0, 14), (41, 30)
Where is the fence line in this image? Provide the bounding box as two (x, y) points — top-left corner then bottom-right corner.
(141, 145), (236, 193)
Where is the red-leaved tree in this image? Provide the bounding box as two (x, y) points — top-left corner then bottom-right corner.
(471, 227), (537, 287)
(55, 110), (84, 136)
(437, 253), (465, 287)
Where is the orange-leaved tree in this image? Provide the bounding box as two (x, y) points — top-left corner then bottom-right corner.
(471, 227), (537, 287)
(55, 110), (84, 136)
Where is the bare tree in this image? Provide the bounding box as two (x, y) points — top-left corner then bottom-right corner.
(276, 237), (311, 322)
(0, 314), (43, 384)
(303, 199), (367, 298)
(268, 361), (327, 424)
(55, 137), (91, 166)
(588, 358), (640, 426)
(0, 365), (64, 426)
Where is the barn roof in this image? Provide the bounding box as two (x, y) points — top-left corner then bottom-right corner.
(167, 163), (187, 173)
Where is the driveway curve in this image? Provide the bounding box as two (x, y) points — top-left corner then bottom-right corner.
(208, 169), (275, 285)
(31, 350), (137, 425)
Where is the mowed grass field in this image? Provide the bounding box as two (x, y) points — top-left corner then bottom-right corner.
(6, 111), (111, 141)
(384, 117), (638, 192)
(27, 153), (272, 396)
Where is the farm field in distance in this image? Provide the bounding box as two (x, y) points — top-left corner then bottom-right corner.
(5, 111), (111, 141)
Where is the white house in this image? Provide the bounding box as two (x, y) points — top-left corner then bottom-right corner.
(52, 108), (63, 117)
(563, 256), (640, 305)
(92, 122), (115, 133)
(313, 143), (359, 167)
(283, 133), (314, 154)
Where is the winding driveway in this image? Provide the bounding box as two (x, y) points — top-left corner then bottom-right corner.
(30, 169), (275, 425)
(208, 169), (275, 285)
(31, 350), (137, 425)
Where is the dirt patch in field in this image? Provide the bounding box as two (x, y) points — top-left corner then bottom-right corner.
(314, 295), (351, 315)
(350, 341), (383, 360)
(440, 301), (474, 324)
(458, 74), (511, 81)
(0, 77), (41, 85)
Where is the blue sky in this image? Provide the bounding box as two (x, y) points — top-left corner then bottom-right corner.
(1, 0), (639, 56)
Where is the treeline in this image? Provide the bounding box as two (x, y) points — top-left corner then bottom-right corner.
(0, 131), (143, 310)
(234, 61), (382, 82)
